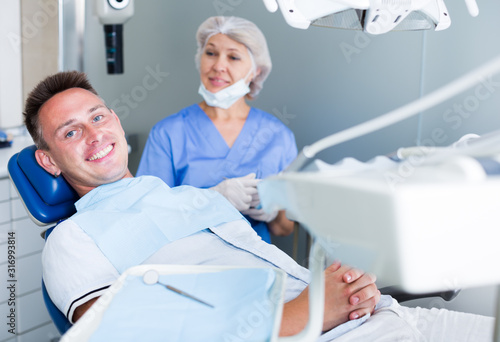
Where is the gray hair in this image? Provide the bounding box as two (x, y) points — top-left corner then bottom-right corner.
(195, 16), (272, 99)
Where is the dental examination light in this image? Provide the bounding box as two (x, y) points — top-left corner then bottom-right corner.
(94, 0), (134, 74)
(262, 0), (479, 34)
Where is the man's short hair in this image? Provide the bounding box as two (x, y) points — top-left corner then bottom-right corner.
(24, 71), (98, 150)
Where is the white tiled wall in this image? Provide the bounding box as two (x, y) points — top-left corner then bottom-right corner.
(0, 177), (60, 342)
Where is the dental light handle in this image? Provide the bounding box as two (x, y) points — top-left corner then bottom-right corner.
(465, 0), (479, 17)
(262, 0), (278, 12)
(286, 53), (500, 173)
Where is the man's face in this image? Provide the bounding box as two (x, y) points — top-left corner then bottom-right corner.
(35, 88), (131, 196)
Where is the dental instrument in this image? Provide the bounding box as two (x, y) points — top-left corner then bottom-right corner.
(143, 270), (215, 308)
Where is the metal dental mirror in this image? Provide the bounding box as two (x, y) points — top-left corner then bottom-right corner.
(142, 270), (214, 308)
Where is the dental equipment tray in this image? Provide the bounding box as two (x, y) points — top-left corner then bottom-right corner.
(59, 265), (286, 342)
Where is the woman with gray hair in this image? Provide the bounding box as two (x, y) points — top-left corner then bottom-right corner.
(137, 16), (296, 242)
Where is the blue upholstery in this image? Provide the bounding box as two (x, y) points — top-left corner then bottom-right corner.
(8, 145), (78, 334)
(41, 231), (73, 333)
(8, 145), (78, 225)
(41, 280), (72, 334)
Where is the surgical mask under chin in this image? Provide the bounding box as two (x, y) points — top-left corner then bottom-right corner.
(198, 71), (252, 109)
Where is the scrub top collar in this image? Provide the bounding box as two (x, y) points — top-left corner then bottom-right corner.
(191, 104), (260, 163)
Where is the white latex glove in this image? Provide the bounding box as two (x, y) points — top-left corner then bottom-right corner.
(241, 208), (279, 223)
(210, 173), (259, 211)
(248, 192), (260, 209)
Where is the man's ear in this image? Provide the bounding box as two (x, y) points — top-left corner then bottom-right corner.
(35, 149), (61, 177)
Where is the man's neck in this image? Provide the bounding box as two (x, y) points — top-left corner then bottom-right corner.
(72, 170), (134, 197)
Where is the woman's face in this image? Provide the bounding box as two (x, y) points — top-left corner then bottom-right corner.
(199, 33), (254, 94)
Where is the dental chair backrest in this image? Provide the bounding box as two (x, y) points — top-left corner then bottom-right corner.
(8, 144), (79, 334)
(8, 145), (78, 228)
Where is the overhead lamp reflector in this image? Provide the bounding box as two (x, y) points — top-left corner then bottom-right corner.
(263, 0), (479, 35)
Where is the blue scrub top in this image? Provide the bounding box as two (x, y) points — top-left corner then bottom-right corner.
(137, 104), (298, 242)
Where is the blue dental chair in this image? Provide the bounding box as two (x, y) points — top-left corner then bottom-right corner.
(8, 145), (78, 334)
(7, 145), (461, 336)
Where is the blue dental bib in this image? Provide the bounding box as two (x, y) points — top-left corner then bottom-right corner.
(72, 176), (243, 273)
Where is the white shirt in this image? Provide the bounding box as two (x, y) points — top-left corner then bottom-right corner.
(42, 218), (309, 323)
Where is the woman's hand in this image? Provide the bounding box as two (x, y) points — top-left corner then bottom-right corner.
(267, 211), (294, 236)
(210, 173), (259, 211)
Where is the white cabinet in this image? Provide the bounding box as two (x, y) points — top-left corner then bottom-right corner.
(0, 177), (60, 342)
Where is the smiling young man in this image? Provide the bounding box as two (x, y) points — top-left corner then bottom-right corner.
(24, 71), (494, 341)
(32, 89), (132, 197)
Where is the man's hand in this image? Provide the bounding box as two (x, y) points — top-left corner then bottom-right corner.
(321, 262), (380, 331)
(279, 262), (380, 336)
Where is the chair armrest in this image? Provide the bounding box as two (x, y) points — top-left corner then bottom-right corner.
(380, 286), (461, 302)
